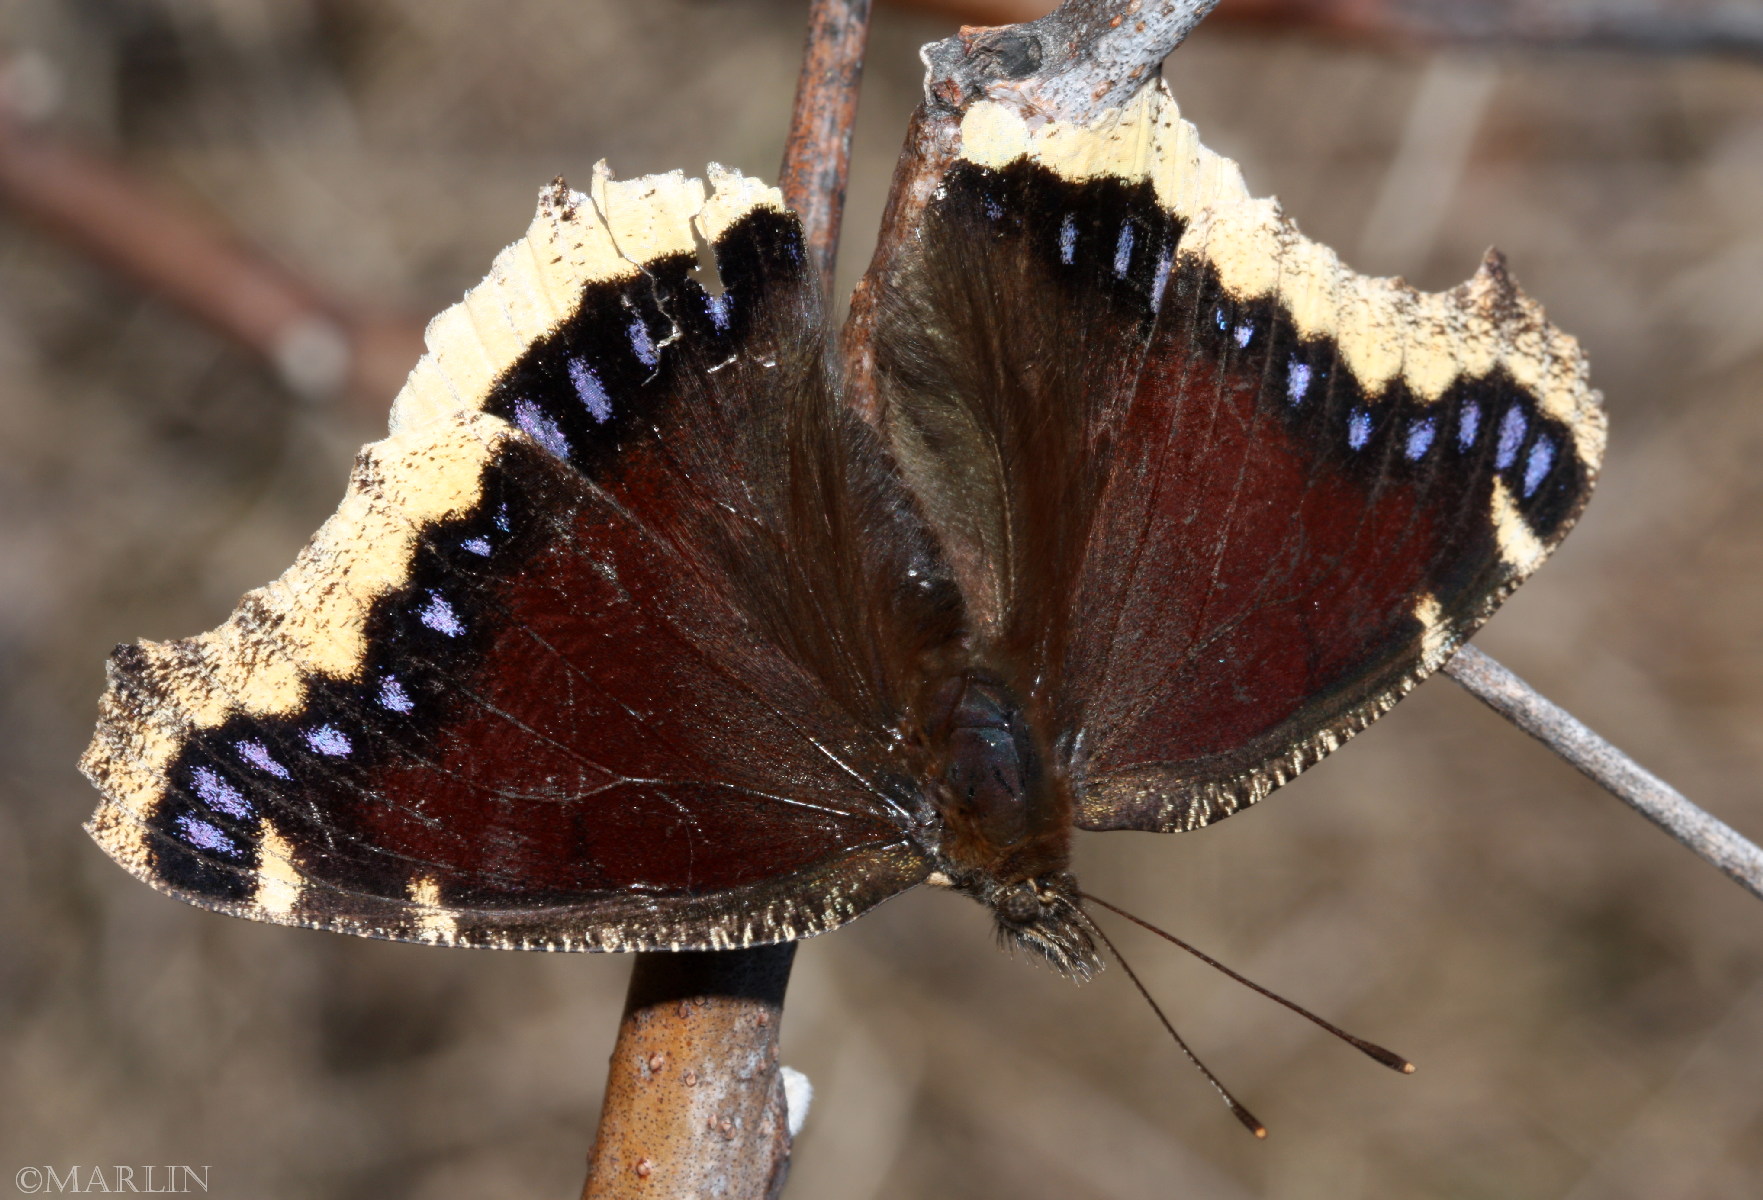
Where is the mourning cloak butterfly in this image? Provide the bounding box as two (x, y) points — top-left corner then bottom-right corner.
(80, 83), (1603, 981)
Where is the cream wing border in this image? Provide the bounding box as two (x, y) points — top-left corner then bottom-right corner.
(954, 83), (1605, 468)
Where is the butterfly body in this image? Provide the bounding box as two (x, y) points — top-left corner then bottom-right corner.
(913, 667), (1098, 976)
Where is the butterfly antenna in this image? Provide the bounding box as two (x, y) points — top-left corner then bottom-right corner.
(1081, 891), (1415, 1075)
(1077, 908), (1268, 1139)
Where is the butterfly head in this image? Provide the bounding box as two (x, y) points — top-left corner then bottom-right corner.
(989, 873), (1101, 981)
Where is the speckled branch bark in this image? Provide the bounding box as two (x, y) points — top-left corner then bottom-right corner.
(582, 947), (799, 1200)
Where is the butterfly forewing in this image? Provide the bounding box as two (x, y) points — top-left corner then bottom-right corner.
(82, 167), (950, 951)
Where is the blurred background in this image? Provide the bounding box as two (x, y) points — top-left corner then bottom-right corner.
(2, 1), (1761, 1197)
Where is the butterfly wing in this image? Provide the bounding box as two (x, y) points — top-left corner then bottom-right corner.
(854, 84), (1604, 833)
(82, 167), (958, 949)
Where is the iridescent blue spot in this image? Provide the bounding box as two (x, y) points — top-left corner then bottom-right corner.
(236, 739), (289, 779)
(1287, 359), (1312, 406)
(1114, 224), (1135, 278)
(1347, 408), (1373, 450)
(628, 316), (658, 367)
(1523, 436), (1556, 497)
(305, 725), (352, 757)
(569, 358), (613, 422)
(705, 292), (731, 332)
(1149, 248), (1172, 313)
(1059, 214), (1077, 265)
(176, 813), (237, 856)
(513, 398), (570, 461)
(191, 766), (251, 819)
(378, 676), (414, 713)
(494, 503), (510, 532)
(419, 592), (465, 637)
(983, 196), (1003, 221)
(1405, 416), (1437, 461)
(1458, 400), (1482, 449)
(1234, 322), (1254, 349)
(462, 536), (491, 556)
(1215, 306), (1229, 332)
(1495, 404), (1527, 470)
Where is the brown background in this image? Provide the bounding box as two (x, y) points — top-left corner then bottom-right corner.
(2, 2), (1761, 1197)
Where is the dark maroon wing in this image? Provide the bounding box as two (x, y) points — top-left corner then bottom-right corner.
(82, 167), (958, 949)
(855, 87), (1604, 832)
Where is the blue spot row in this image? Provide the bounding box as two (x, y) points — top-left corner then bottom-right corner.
(1346, 409), (1373, 451)
(379, 675), (414, 713)
(1149, 249), (1172, 314)
(235, 739), (289, 779)
(418, 591), (465, 637)
(569, 357), (613, 422)
(1113, 224), (1135, 278)
(705, 292), (732, 333)
(192, 766), (251, 818)
(176, 813), (238, 856)
(1405, 417), (1437, 461)
(1523, 438), (1557, 497)
(1287, 359), (1313, 405)
(513, 398), (570, 461)
(1494, 405), (1527, 471)
(305, 724), (352, 757)
(627, 317), (658, 369)
(1458, 401), (1482, 449)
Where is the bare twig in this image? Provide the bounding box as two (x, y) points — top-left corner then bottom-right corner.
(1446, 645), (1763, 902)
(582, 946), (799, 1200)
(0, 86), (422, 408)
(781, 0), (874, 298)
(886, 0), (1763, 62)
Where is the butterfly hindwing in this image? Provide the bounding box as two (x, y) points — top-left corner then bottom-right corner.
(82, 166), (953, 950)
(857, 84), (1604, 832)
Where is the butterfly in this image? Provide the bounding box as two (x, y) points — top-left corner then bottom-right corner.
(80, 80), (1603, 986)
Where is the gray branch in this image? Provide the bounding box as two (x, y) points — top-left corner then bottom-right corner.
(921, 0), (1220, 121)
(1445, 646), (1763, 901)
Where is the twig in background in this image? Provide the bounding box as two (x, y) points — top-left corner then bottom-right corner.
(1445, 644), (1763, 902)
(782, 0), (874, 300)
(886, 0), (1763, 61)
(0, 78), (423, 408)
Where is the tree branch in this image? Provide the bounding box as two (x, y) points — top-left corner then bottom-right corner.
(781, 0), (874, 299)
(0, 86), (422, 407)
(582, 947), (799, 1200)
(887, 0), (1763, 63)
(1445, 645), (1763, 901)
